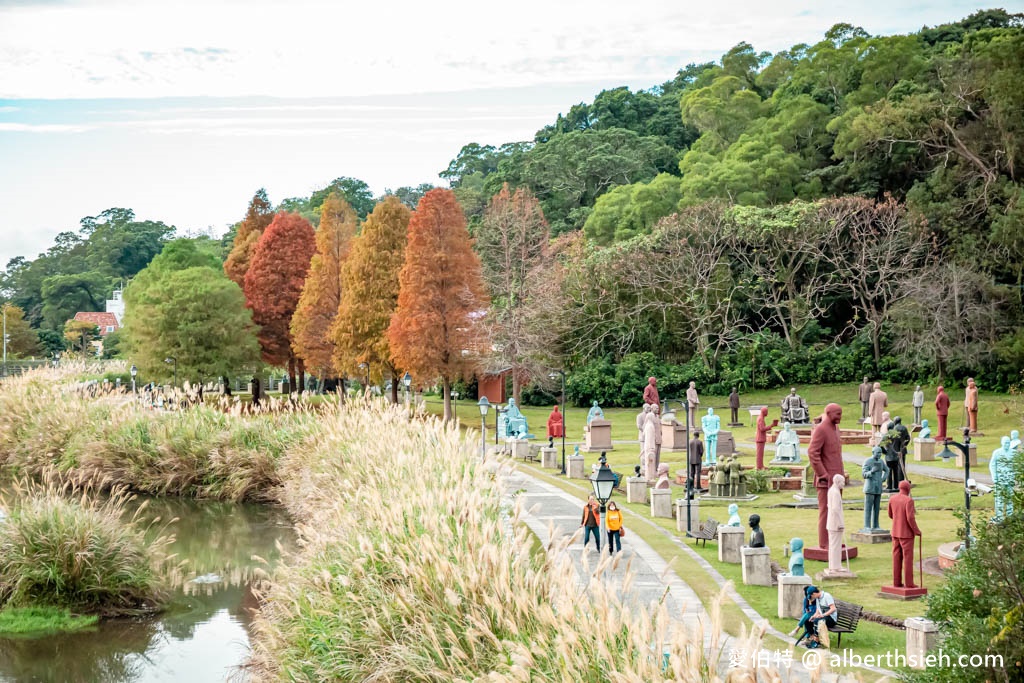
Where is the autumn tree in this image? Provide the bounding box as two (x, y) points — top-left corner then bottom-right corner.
(1, 304), (40, 357)
(224, 189), (274, 287)
(63, 320), (100, 355)
(333, 196), (411, 403)
(291, 193), (358, 382)
(388, 189), (488, 421)
(244, 213), (316, 393)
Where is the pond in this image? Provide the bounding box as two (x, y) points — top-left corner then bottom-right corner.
(0, 495), (294, 682)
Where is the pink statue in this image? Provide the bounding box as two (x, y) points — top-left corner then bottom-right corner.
(965, 378), (979, 433)
(642, 409), (659, 479)
(935, 385), (950, 440)
(807, 403), (845, 552)
(655, 463), (671, 489)
(826, 474), (846, 572)
(867, 382), (888, 432)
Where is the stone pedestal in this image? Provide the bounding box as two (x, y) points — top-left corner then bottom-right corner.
(567, 455), (586, 479)
(913, 438), (936, 462)
(650, 488), (672, 518)
(626, 477), (649, 504)
(741, 546), (772, 586)
(851, 529), (892, 544)
(880, 585), (928, 600)
(718, 526), (744, 564)
(510, 439), (530, 459)
(955, 443), (978, 468)
(675, 499), (700, 534)
(716, 431), (735, 457)
(778, 574), (813, 618)
(661, 420), (688, 451)
(541, 447), (558, 469)
(582, 419), (613, 452)
(905, 617), (941, 669)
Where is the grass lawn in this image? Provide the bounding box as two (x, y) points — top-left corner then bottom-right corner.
(0, 607), (98, 635)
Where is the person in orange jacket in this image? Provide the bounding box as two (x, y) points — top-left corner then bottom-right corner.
(580, 494), (601, 552)
(605, 501), (623, 554)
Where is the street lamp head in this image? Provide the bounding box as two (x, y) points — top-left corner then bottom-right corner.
(590, 456), (616, 505)
(938, 441), (955, 460)
(130, 365), (137, 377)
(477, 396), (491, 417)
(358, 362), (368, 370)
(402, 372), (412, 388)
(164, 357), (174, 364)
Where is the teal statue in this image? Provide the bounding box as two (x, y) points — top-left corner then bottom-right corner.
(727, 503), (741, 527)
(788, 537), (805, 576)
(861, 446), (889, 532)
(573, 444), (580, 457)
(990, 436), (1015, 520)
(702, 408), (721, 464)
(918, 419), (931, 440)
(587, 400), (605, 425)
(1011, 429), (1021, 451)
(499, 398), (534, 439)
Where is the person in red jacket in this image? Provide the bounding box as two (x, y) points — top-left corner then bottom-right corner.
(580, 494), (601, 552)
(887, 480), (923, 588)
(754, 406), (778, 470)
(934, 386), (950, 441)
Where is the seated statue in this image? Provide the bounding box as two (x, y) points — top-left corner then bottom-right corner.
(772, 422), (802, 463)
(788, 537), (805, 576)
(586, 400), (605, 425)
(500, 398), (533, 439)
(727, 503), (741, 527)
(780, 388), (809, 424)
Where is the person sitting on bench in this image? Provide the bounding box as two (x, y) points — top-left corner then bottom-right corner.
(794, 585), (838, 648)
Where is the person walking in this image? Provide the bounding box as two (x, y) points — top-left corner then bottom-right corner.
(605, 501), (623, 554)
(580, 494), (601, 553)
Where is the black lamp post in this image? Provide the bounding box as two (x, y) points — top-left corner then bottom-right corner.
(938, 428), (974, 550)
(591, 455), (616, 544)
(452, 391), (459, 422)
(477, 397), (490, 461)
(358, 361), (370, 391)
(164, 357), (177, 388)
(402, 372), (412, 409)
(549, 369), (567, 475)
(130, 364), (138, 394)
(681, 399), (693, 535)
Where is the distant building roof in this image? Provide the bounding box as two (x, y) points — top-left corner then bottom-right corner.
(73, 312), (120, 336)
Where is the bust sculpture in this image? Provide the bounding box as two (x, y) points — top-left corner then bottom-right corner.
(748, 514), (765, 548)
(990, 436), (1015, 520)
(701, 408), (721, 464)
(861, 446), (889, 532)
(788, 537), (805, 576)
(727, 503), (741, 527)
(501, 398), (531, 439)
(586, 400), (605, 425)
(655, 463), (671, 489)
(1010, 429), (1021, 451)
(773, 422), (801, 463)
(780, 388), (809, 424)
(918, 419), (931, 441)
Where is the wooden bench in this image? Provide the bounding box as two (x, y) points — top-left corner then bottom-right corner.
(686, 517), (720, 547)
(830, 599), (863, 646)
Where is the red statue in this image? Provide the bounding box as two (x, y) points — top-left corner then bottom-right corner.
(807, 403), (846, 551)
(934, 385), (950, 441)
(754, 406), (777, 470)
(964, 378), (979, 434)
(546, 406), (564, 439)
(887, 480), (923, 591)
(643, 376), (660, 406)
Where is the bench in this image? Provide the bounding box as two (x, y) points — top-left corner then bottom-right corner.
(830, 599), (863, 646)
(686, 517), (720, 547)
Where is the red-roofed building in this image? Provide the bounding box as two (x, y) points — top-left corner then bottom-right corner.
(73, 312), (120, 337)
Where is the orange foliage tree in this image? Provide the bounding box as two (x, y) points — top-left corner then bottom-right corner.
(291, 193), (358, 384)
(333, 196), (411, 403)
(244, 212), (316, 392)
(225, 189), (275, 288)
(388, 189), (488, 421)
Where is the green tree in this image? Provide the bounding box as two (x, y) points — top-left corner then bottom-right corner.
(1, 304), (40, 357)
(63, 320), (100, 355)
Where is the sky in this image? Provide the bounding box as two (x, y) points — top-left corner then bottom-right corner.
(0, 0), (1017, 269)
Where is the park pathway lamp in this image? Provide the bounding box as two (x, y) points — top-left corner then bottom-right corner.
(591, 455), (616, 544)
(452, 391), (459, 423)
(164, 357), (177, 388)
(130, 364), (138, 394)
(938, 428), (974, 550)
(402, 372), (412, 409)
(548, 369), (567, 475)
(358, 362), (370, 391)
(477, 397), (491, 461)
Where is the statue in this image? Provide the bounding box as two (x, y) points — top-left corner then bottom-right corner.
(965, 378), (979, 433)
(655, 463), (671, 489)
(727, 503), (741, 527)
(586, 400), (605, 425)
(858, 376), (873, 422)
(650, 403), (663, 468)
(935, 385), (950, 441)
(990, 436), (1015, 521)
(918, 419), (931, 441)
(748, 514), (765, 548)
(754, 406), (777, 470)
(892, 416), (910, 486)
(887, 480), (923, 589)
(546, 406), (564, 448)
(686, 381), (700, 431)
(728, 456), (744, 497)
(687, 430), (703, 495)
(912, 385), (925, 425)
(788, 537), (805, 576)
(701, 408), (721, 465)
(712, 460), (729, 497)
(1010, 429), (1021, 451)
(500, 398), (532, 439)
(573, 445), (580, 458)
(868, 382), (888, 433)
(643, 376), (660, 407)
(728, 387), (741, 425)
(642, 408), (659, 479)
(772, 422), (801, 464)
(780, 388), (809, 424)
(861, 447), (889, 532)
(808, 403), (845, 552)
(826, 473), (848, 574)
(636, 404), (651, 446)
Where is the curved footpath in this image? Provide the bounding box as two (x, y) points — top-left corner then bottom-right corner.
(504, 466), (896, 681)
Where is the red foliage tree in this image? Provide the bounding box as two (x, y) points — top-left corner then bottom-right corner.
(225, 189), (275, 288)
(244, 212), (316, 392)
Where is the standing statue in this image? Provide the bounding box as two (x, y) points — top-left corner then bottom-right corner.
(808, 403), (846, 553)
(642, 408), (658, 480)
(858, 376), (874, 422)
(702, 408), (721, 465)
(636, 404), (651, 448)
(1010, 429), (1021, 451)
(861, 447), (890, 532)
(990, 436), (1015, 521)
(686, 381), (700, 431)
(687, 431), (703, 494)
(655, 463), (671, 489)
(713, 460), (729, 497)
(888, 480), (923, 589)
(587, 400), (605, 425)
(965, 378), (979, 434)
(754, 406), (777, 471)
(912, 385), (925, 425)
(546, 406), (564, 448)
(772, 422), (802, 464)
(748, 514), (765, 548)
(728, 456), (744, 497)
(881, 420), (900, 492)
(643, 376), (660, 407)
(728, 387), (741, 425)
(788, 537), (805, 576)
(826, 474), (847, 574)
(780, 388), (809, 424)
(868, 382), (888, 433)
(918, 419), (931, 440)
(650, 403), (663, 469)
(727, 503), (741, 527)
(934, 385), (950, 441)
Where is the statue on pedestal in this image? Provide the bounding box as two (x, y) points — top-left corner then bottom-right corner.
(748, 514), (765, 548)
(861, 447), (889, 532)
(728, 456), (744, 497)
(788, 537), (805, 576)
(636, 404), (651, 446)
(1010, 429), (1021, 451)
(587, 400), (605, 425)
(858, 376), (873, 422)
(686, 381), (700, 430)
(772, 422), (801, 464)
(727, 503), (741, 527)
(712, 460), (728, 497)
(868, 382), (888, 432)
(826, 474), (847, 573)
(702, 408), (721, 464)
(728, 387), (741, 425)
(780, 388), (809, 424)
(935, 385), (950, 441)
(912, 385), (925, 425)
(546, 406), (564, 448)
(887, 481), (922, 589)
(755, 406), (777, 471)
(501, 398), (532, 439)
(918, 419), (931, 440)
(965, 378), (979, 434)
(990, 436), (1015, 521)
(808, 403), (845, 552)
(655, 463), (671, 489)
(642, 409), (658, 480)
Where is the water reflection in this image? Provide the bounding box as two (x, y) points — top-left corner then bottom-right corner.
(0, 495), (293, 683)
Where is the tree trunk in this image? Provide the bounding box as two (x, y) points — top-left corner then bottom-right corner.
(288, 356), (296, 394)
(222, 375), (232, 397)
(389, 365), (399, 404)
(443, 376), (452, 424)
(297, 358), (306, 395)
